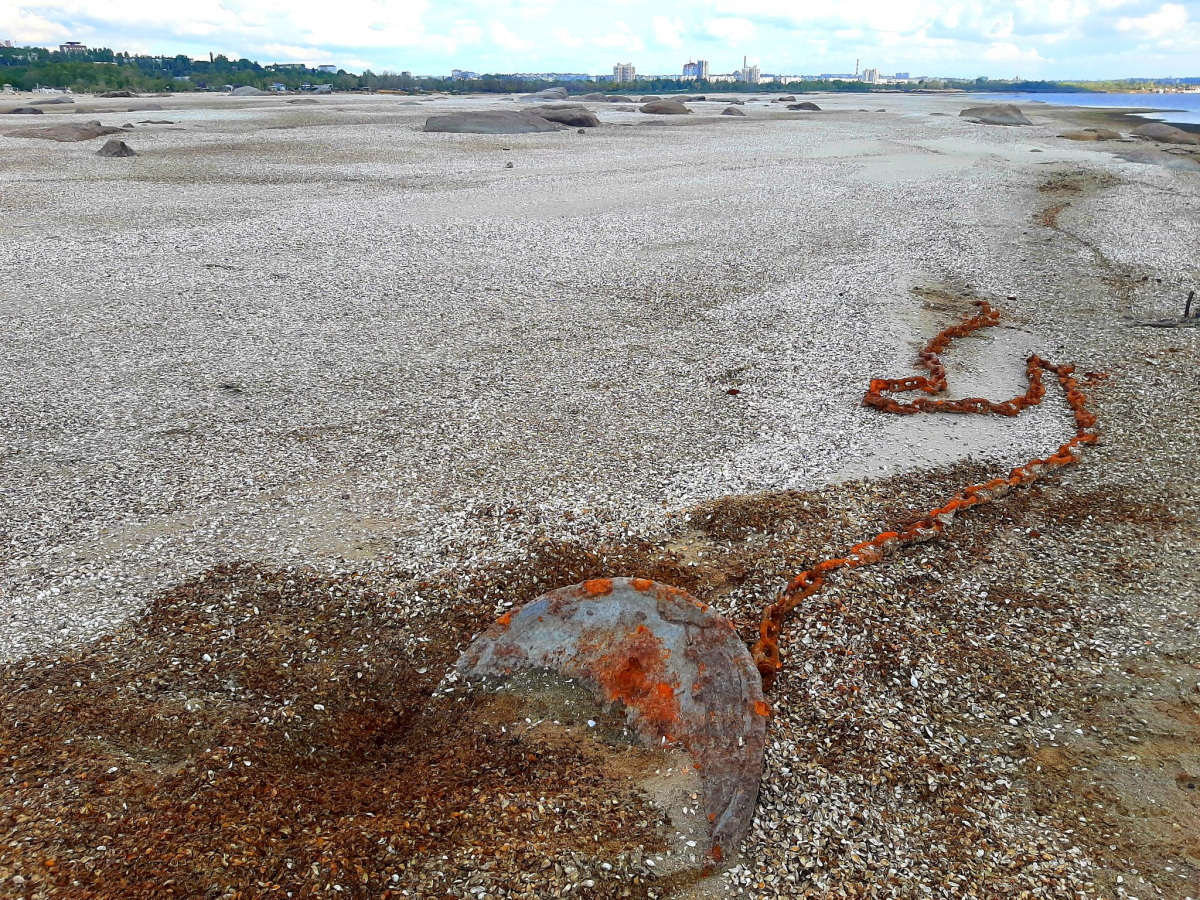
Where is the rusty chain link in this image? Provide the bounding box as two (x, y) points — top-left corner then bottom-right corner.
(751, 301), (1100, 691)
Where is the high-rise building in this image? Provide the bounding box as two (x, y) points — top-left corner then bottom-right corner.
(739, 57), (761, 84)
(59, 41), (87, 54)
(861, 68), (880, 84)
(612, 62), (636, 82)
(682, 59), (709, 80)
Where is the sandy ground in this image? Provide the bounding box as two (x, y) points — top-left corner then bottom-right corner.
(1, 91), (1198, 899)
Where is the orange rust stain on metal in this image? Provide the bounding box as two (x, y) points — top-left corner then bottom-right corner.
(587, 624), (681, 738)
(583, 578), (614, 597)
(630, 578), (655, 592)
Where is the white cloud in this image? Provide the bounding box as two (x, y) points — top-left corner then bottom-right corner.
(982, 40), (1043, 62)
(652, 14), (684, 48)
(705, 16), (754, 43)
(1117, 2), (1188, 37)
(550, 27), (582, 47)
(0, 1), (71, 41)
(589, 20), (644, 52)
(490, 20), (532, 51)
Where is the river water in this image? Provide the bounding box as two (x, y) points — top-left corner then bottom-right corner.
(987, 91), (1200, 125)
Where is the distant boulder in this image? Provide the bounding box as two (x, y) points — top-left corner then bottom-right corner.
(959, 104), (1032, 126)
(521, 87), (569, 102)
(6, 107), (44, 115)
(96, 90), (137, 99)
(1060, 128), (1122, 142)
(127, 104), (163, 111)
(31, 96), (74, 105)
(229, 86), (268, 97)
(721, 106), (746, 116)
(531, 104), (600, 127)
(423, 111), (562, 134)
(97, 138), (137, 157)
(639, 95), (663, 103)
(640, 99), (690, 115)
(288, 98), (319, 105)
(787, 102), (821, 111)
(581, 93), (608, 101)
(775, 95), (796, 102)
(6, 120), (126, 141)
(1131, 122), (1200, 145)
(603, 95), (625, 103)
(726, 99), (744, 105)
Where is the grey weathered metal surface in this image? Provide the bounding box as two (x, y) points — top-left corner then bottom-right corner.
(456, 577), (768, 863)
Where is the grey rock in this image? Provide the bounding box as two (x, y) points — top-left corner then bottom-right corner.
(97, 139), (137, 157)
(787, 102), (821, 111)
(1131, 122), (1200, 145)
(721, 106), (746, 116)
(229, 86), (268, 97)
(95, 90), (136, 99)
(423, 111), (562, 134)
(520, 87), (569, 102)
(6, 107), (44, 115)
(31, 96), (74, 105)
(531, 104), (600, 128)
(959, 104), (1032, 126)
(639, 95), (664, 103)
(288, 98), (319, 105)
(640, 99), (691, 115)
(6, 120), (126, 141)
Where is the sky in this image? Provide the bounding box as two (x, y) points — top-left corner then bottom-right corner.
(2, 0), (1199, 79)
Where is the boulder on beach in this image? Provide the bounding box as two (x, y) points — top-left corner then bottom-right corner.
(1060, 128), (1122, 142)
(531, 104), (600, 127)
(1131, 122), (1200, 145)
(721, 106), (746, 116)
(603, 95), (625, 103)
(787, 102), (821, 111)
(288, 98), (319, 105)
(6, 120), (127, 142)
(640, 99), (690, 115)
(31, 96), (74, 105)
(229, 86), (267, 97)
(423, 111), (562, 134)
(639, 95), (663, 103)
(127, 104), (163, 111)
(959, 104), (1032, 126)
(96, 90), (137, 99)
(97, 138), (137, 157)
(6, 107), (44, 115)
(581, 92), (607, 101)
(775, 95), (796, 102)
(520, 87), (568, 102)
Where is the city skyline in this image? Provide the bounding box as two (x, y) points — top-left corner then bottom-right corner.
(1, 1), (1198, 80)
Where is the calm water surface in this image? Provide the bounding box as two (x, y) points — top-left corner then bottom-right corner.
(988, 91), (1200, 125)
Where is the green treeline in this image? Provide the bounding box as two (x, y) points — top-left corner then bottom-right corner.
(3, 44), (1188, 96)
(0, 45), (357, 93)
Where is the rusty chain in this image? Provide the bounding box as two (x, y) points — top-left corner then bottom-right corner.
(750, 301), (1100, 691)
